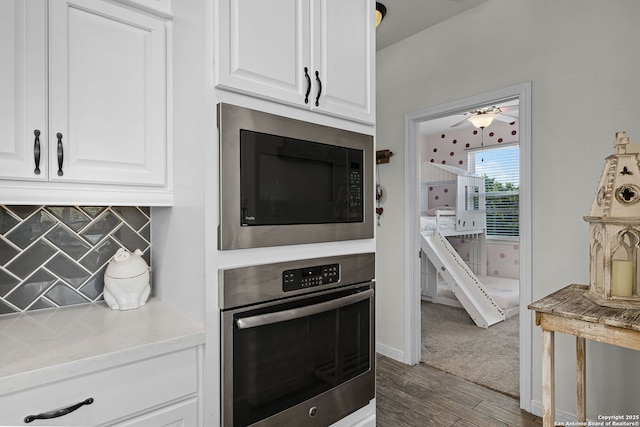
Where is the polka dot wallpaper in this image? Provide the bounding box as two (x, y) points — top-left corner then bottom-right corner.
(420, 119), (518, 167)
(487, 242), (520, 279)
(420, 119), (520, 280)
(448, 237), (520, 280)
(426, 184), (456, 209)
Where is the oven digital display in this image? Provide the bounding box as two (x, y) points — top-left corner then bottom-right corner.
(282, 263), (340, 292)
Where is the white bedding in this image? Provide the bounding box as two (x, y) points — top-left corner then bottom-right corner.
(437, 275), (520, 315)
(420, 215), (456, 231)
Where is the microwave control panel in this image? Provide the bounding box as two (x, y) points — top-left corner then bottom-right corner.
(350, 169), (362, 214)
(282, 263), (340, 292)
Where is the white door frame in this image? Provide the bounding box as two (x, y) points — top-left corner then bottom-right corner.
(402, 82), (533, 411)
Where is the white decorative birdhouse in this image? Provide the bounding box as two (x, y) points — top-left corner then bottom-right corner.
(584, 131), (640, 308)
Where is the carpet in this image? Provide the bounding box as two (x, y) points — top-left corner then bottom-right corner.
(421, 301), (519, 398)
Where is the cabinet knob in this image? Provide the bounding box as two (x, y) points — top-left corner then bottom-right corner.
(33, 130), (41, 175)
(304, 67), (311, 104)
(56, 132), (64, 176)
(24, 397), (94, 423)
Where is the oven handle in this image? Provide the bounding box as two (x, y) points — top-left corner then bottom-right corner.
(235, 288), (374, 330)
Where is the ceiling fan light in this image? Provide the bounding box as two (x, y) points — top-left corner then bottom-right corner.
(376, 2), (387, 27)
(468, 113), (497, 129)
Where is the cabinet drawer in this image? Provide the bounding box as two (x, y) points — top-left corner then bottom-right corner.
(110, 397), (197, 427)
(1, 348), (197, 426)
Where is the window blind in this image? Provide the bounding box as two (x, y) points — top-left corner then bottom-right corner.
(468, 144), (519, 238)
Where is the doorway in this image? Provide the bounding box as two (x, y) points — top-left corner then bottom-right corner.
(419, 99), (520, 397)
(402, 83), (532, 409)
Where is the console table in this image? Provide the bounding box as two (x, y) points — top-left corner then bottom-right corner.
(528, 284), (640, 427)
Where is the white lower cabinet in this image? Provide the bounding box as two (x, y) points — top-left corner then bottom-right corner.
(0, 349), (199, 426)
(110, 398), (198, 427)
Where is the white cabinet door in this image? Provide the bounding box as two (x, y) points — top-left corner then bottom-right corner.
(216, 0), (374, 124)
(216, 0), (310, 106)
(48, 0), (167, 186)
(0, 0), (47, 181)
(109, 398), (198, 427)
(312, 0), (374, 123)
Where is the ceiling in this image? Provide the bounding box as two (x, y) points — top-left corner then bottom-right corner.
(375, 0), (489, 51)
(419, 99), (519, 136)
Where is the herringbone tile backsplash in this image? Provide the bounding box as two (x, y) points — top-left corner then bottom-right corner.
(0, 206), (151, 315)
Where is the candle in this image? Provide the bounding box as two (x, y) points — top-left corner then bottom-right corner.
(611, 260), (634, 297)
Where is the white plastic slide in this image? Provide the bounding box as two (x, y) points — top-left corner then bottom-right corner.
(421, 232), (505, 328)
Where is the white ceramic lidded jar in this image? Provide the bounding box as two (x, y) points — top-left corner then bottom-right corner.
(103, 248), (150, 311)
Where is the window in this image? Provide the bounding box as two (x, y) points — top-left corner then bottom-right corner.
(468, 144), (519, 238)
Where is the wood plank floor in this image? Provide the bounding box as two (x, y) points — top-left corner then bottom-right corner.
(375, 354), (542, 427)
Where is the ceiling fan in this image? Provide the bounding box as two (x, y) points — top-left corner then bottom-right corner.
(451, 104), (519, 129)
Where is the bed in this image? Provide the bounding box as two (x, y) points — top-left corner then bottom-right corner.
(419, 162), (519, 319)
(420, 162), (487, 275)
(419, 162), (487, 237)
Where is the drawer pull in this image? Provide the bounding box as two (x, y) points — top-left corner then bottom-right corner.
(24, 397), (94, 423)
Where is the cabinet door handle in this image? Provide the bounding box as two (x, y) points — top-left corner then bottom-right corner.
(315, 70), (322, 107)
(33, 129), (41, 175)
(24, 397), (94, 423)
(304, 67), (311, 104)
(56, 132), (64, 176)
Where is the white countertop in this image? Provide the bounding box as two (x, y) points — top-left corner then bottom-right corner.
(0, 298), (205, 395)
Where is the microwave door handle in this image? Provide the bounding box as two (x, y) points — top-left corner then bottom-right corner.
(235, 288), (374, 330)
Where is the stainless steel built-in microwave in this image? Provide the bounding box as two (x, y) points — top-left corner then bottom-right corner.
(218, 103), (374, 250)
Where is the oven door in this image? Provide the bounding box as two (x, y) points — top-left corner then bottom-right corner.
(221, 283), (375, 427)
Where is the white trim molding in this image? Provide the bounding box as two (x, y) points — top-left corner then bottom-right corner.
(375, 342), (405, 363)
(402, 82), (533, 412)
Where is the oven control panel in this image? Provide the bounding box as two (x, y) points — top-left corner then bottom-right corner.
(282, 263), (340, 292)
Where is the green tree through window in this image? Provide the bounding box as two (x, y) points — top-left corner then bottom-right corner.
(469, 145), (519, 238)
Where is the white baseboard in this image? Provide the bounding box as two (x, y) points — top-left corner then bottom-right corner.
(530, 400), (576, 424)
(375, 342), (405, 363)
(433, 295), (463, 309)
(505, 305), (520, 318)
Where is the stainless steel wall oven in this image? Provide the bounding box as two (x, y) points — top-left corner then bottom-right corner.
(219, 253), (375, 426)
(218, 103), (374, 250)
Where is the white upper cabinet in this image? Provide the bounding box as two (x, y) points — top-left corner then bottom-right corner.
(0, 0), (171, 205)
(0, 0), (47, 181)
(310, 0), (373, 123)
(216, 0), (310, 106)
(215, 0), (374, 124)
(49, 0), (167, 186)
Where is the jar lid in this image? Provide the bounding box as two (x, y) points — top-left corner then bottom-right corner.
(105, 248), (149, 279)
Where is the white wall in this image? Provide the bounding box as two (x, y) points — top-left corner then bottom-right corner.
(376, 0), (640, 418)
(151, 0), (209, 327)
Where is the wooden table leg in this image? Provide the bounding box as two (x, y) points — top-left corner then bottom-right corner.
(576, 337), (586, 422)
(542, 329), (555, 427)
